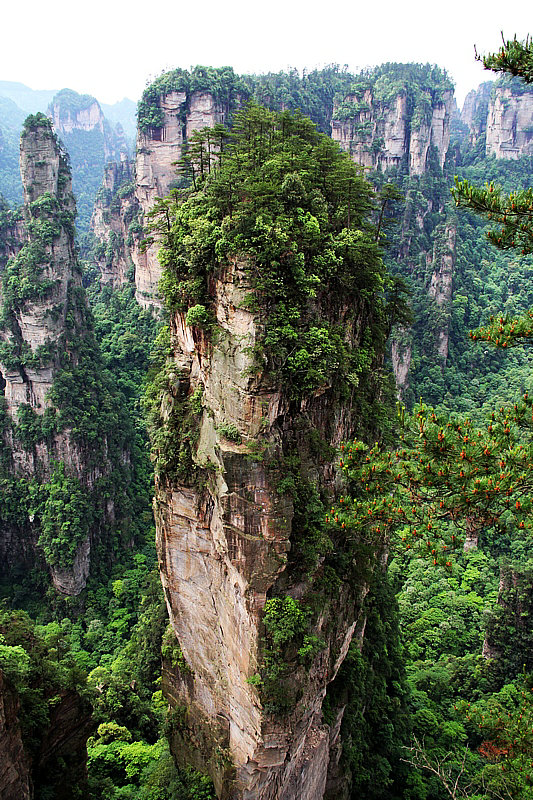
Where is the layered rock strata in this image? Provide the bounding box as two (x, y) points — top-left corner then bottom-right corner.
(461, 81), (493, 146)
(332, 87), (454, 176)
(90, 159), (138, 287)
(48, 89), (128, 164)
(428, 221), (456, 363)
(485, 84), (533, 159)
(461, 80), (533, 159)
(0, 117), (116, 594)
(156, 258), (379, 799)
(133, 90), (229, 307)
(92, 88), (228, 304)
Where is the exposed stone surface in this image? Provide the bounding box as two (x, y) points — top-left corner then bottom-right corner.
(461, 81), (493, 145)
(156, 258), (375, 799)
(0, 123), (77, 422)
(186, 91), (225, 137)
(332, 88), (454, 176)
(0, 671), (31, 800)
(428, 222), (456, 362)
(331, 77), (456, 396)
(48, 94), (128, 163)
(486, 85), (533, 159)
(391, 336), (412, 399)
(133, 90), (188, 307)
(131, 88), (231, 307)
(90, 159), (137, 287)
(0, 120), (113, 595)
(323, 707), (350, 800)
(409, 95), (453, 176)
(461, 80), (533, 159)
(49, 534), (91, 595)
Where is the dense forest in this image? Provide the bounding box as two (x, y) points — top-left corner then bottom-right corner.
(0, 34), (532, 800)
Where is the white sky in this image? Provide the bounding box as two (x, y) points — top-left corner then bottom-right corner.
(1, 0), (531, 109)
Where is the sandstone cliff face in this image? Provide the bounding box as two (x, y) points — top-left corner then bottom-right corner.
(155, 258), (376, 800)
(391, 335), (412, 400)
(461, 80), (533, 158)
(134, 89), (187, 306)
(133, 89), (229, 307)
(461, 81), (493, 146)
(428, 222), (456, 363)
(90, 159), (138, 287)
(332, 88), (454, 176)
(409, 94), (454, 176)
(390, 216), (456, 393)
(46, 89), (129, 235)
(48, 92), (128, 163)
(332, 73), (456, 397)
(0, 118), (112, 594)
(0, 671), (31, 800)
(486, 84), (533, 159)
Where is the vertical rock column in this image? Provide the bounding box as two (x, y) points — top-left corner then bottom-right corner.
(1, 117), (77, 418)
(486, 85), (533, 159)
(155, 259), (374, 800)
(0, 116), (99, 594)
(133, 89), (226, 307)
(90, 159), (137, 288)
(428, 221), (456, 364)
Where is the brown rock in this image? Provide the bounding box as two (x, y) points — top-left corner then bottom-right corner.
(156, 256), (377, 799)
(0, 671), (31, 800)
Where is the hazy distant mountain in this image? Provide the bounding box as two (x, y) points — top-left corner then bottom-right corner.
(0, 93), (27, 129)
(0, 81), (136, 214)
(0, 80), (56, 113)
(101, 98), (137, 141)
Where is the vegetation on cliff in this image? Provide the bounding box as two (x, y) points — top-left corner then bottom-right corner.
(334, 62), (453, 127)
(341, 35), (533, 799)
(3, 40), (533, 800)
(148, 104), (401, 407)
(137, 66), (249, 133)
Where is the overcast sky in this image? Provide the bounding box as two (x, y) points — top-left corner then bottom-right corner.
(1, 0), (530, 109)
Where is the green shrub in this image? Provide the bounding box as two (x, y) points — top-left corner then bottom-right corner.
(263, 596), (307, 647)
(185, 304), (211, 329)
(216, 423), (241, 443)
